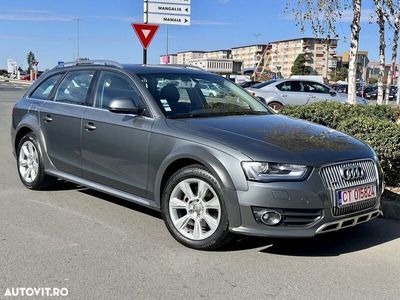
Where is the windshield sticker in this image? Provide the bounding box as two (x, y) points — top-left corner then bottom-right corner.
(160, 99), (171, 112)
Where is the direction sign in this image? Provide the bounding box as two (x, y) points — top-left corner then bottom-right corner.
(147, 13), (190, 26)
(147, 2), (190, 15)
(131, 23), (160, 49)
(147, 0), (191, 4)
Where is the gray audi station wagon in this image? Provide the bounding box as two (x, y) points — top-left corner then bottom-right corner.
(11, 61), (383, 250)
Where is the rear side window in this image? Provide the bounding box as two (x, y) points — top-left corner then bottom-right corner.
(54, 71), (95, 105)
(276, 81), (302, 92)
(30, 74), (63, 100)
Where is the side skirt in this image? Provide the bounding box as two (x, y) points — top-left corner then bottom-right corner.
(46, 169), (160, 212)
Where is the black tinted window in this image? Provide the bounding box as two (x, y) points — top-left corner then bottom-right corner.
(30, 74), (63, 100)
(54, 71), (94, 105)
(94, 71), (142, 109)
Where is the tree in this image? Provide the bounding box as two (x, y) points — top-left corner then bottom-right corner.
(347, 0), (362, 105)
(331, 67), (348, 82)
(291, 54), (312, 75)
(26, 51), (35, 73)
(286, 0), (360, 104)
(385, 0), (400, 104)
(374, 0), (387, 105)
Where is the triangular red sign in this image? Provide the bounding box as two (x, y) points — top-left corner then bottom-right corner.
(132, 23), (159, 49)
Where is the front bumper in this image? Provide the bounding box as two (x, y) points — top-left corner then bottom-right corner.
(229, 168), (382, 238)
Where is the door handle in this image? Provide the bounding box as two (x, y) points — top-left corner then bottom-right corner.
(43, 115), (53, 123)
(84, 122), (97, 131)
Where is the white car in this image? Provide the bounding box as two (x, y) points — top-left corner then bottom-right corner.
(246, 79), (367, 111)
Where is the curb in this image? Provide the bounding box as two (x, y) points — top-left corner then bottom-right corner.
(382, 198), (400, 221)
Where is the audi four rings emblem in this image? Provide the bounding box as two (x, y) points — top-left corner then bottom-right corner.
(340, 165), (366, 181)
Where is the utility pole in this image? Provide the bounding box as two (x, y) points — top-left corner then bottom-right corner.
(73, 17), (80, 60)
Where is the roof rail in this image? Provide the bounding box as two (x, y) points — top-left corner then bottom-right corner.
(144, 64), (204, 71)
(53, 60), (123, 69)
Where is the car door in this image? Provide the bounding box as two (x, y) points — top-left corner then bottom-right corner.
(81, 70), (153, 197)
(39, 70), (95, 176)
(303, 81), (338, 103)
(275, 80), (309, 105)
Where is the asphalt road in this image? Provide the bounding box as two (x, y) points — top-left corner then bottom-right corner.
(1, 80), (400, 299)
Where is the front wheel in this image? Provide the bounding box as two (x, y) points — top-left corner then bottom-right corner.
(161, 165), (232, 250)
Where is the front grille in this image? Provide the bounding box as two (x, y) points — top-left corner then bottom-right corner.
(319, 159), (378, 216)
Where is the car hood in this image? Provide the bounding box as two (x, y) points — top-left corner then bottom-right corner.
(167, 114), (375, 166)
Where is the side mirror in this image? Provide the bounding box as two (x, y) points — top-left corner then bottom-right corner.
(108, 97), (140, 115)
(330, 90), (337, 96)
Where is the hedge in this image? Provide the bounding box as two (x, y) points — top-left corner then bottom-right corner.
(280, 102), (400, 186)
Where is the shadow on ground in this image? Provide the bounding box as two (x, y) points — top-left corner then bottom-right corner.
(51, 182), (400, 256)
(220, 218), (400, 256)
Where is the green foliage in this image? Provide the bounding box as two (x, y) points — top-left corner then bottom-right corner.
(338, 117), (400, 186)
(26, 51), (35, 72)
(368, 77), (378, 84)
(331, 67), (348, 82)
(281, 102), (400, 186)
(291, 54), (312, 75)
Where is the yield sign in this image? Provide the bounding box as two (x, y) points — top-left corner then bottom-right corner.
(131, 23), (159, 49)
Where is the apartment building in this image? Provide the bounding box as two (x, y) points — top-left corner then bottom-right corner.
(231, 44), (268, 69)
(203, 49), (232, 60)
(188, 58), (243, 75)
(265, 38), (338, 79)
(337, 51), (369, 81)
(176, 51), (205, 65)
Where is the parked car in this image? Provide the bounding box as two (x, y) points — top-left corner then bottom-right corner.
(240, 81), (261, 88)
(11, 61), (383, 250)
(198, 82), (225, 97)
(365, 85), (397, 101)
(247, 79), (367, 111)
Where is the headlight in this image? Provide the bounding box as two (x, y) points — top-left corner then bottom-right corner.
(242, 162), (310, 182)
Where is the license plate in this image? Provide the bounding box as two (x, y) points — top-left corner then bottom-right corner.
(336, 184), (377, 207)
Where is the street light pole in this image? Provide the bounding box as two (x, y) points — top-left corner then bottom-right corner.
(73, 17), (80, 60)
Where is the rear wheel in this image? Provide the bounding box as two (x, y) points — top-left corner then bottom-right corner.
(17, 133), (55, 189)
(268, 101), (284, 112)
(161, 165), (232, 250)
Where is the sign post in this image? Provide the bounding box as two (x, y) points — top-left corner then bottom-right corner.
(136, 0), (191, 64)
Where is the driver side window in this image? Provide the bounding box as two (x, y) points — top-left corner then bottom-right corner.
(94, 71), (142, 109)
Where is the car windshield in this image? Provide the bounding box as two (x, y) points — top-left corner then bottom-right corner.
(252, 80), (277, 89)
(138, 72), (271, 118)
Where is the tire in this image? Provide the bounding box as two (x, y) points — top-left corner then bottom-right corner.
(161, 164), (232, 250)
(16, 133), (55, 190)
(268, 101), (284, 112)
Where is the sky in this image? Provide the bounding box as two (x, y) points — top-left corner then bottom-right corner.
(0, 0), (392, 70)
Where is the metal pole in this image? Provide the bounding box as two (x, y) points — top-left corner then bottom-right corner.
(166, 25), (169, 64)
(77, 18), (80, 59)
(73, 17), (80, 60)
(143, 0), (148, 65)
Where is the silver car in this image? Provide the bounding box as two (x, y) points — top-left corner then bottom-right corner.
(247, 79), (367, 111)
(11, 61), (382, 250)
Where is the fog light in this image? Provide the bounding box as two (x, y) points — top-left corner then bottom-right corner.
(260, 210), (282, 226)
